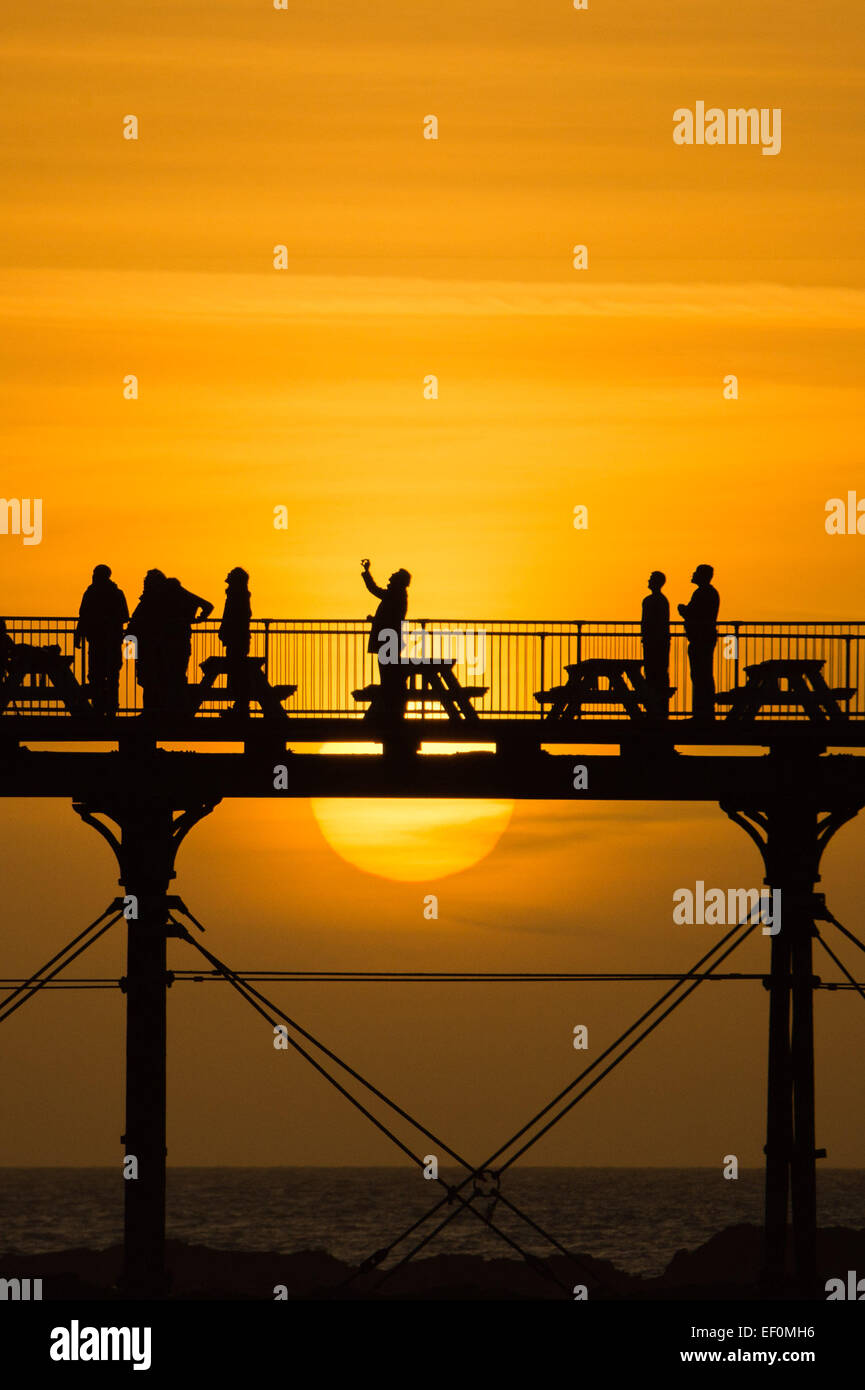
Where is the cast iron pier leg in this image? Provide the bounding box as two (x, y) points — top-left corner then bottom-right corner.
(120, 807), (173, 1298)
(763, 916), (792, 1284)
(74, 795), (217, 1298)
(723, 775), (858, 1295)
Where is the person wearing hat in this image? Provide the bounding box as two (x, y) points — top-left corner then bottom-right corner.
(73, 564), (129, 715)
(219, 567), (252, 715)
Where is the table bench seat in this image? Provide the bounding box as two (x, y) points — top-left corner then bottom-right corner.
(535, 658), (670, 721)
(352, 661), (487, 723)
(720, 659), (854, 723)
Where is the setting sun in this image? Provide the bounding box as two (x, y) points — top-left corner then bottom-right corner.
(310, 744), (513, 879)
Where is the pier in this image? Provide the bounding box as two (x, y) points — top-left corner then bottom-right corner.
(2, 613), (864, 1298)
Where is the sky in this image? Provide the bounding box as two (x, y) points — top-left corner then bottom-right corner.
(1, 0), (864, 1175)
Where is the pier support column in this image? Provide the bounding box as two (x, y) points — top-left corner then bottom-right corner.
(74, 796), (217, 1298)
(724, 768), (862, 1294)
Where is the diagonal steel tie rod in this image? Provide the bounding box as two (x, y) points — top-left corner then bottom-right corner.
(371, 916), (760, 1288)
(0, 903), (125, 1025)
(177, 926), (580, 1295)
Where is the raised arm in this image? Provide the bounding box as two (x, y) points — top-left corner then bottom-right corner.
(361, 567), (387, 601)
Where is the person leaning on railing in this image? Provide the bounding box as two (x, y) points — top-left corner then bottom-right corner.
(126, 570), (213, 716)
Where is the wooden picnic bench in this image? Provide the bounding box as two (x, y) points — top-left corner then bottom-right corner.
(192, 656), (297, 719)
(352, 659), (488, 723)
(716, 659), (854, 723)
(0, 646), (92, 716)
(535, 659), (673, 722)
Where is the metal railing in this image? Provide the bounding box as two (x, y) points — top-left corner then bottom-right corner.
(3, 617), (865, 720)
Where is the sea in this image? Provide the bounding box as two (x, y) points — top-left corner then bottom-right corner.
(1, 1168), (863, 1277)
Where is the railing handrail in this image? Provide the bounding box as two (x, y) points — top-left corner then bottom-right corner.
(4, 613), (865, 722)
(6, 615), (865, 630)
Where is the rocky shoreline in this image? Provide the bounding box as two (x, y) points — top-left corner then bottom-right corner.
(3, 1223), (865, 1300)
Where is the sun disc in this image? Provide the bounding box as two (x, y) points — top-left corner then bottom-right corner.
(310, 743), (514, 881)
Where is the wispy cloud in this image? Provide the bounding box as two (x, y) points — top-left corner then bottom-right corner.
(2, 270), (862, 326)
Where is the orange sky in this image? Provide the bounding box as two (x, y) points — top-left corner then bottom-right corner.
(1, 0), (864, 1170)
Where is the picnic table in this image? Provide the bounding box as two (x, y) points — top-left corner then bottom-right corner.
(0, 645), (92, 716)
(192, 656), (297, 719)
(535, 658), (671, 722)
(352, 659), (487, 723)
(717, 659), (854, 723)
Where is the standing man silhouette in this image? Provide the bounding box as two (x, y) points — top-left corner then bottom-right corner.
(74, 565), (129, 715)
(360, 558), (411, 720)
(641, 571), (670, 718)
(678, 564), (720, 721)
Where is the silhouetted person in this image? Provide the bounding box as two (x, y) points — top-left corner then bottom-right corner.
(0, 618), (14, 684)
(218, 567), (251, 715)
(361, 558), (411, 719)
(126, 569), (170, 712)
(641, 571), (670, 718)
(163, 577), (213, 712)
(73, 565), (129, 715)
(678, 564), (720, 721)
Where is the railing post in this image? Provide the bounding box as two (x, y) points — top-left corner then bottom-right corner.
(845, 636), (852, 712)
